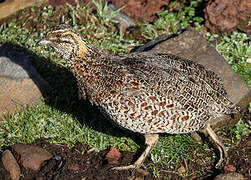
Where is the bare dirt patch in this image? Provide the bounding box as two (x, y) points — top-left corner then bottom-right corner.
(0, 134), (250, 180)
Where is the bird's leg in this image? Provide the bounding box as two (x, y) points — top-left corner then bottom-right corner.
(111, 134), (159, 170)
(206, 125), (227, 167)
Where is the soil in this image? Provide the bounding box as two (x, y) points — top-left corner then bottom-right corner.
(0, 134), (250, 180)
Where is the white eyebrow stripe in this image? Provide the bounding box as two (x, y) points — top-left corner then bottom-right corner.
(61, 37), (75, 43)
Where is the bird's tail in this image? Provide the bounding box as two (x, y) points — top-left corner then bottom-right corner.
(211, 94), (241, 116)
(225, 103), (241, 114)
(221, 98), (241, 115)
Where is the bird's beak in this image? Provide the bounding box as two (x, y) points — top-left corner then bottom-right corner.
(36, 39), (52, 46)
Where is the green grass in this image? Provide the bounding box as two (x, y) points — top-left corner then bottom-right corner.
(1, 104), (138, 152)
(0, 1), (250, 178)
(141, 0), (204, 39)
(206, 32), (251, 87)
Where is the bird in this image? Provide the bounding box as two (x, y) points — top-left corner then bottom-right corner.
(37, 24), (241, 170)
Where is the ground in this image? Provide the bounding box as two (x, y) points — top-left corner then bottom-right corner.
(0, 133), (250, 180)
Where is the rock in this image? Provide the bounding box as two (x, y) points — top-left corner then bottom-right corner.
(177, 165), (186, 174)
(0, 0), (45, 21)
(0, 44), (51, 120)
(12, 144), (53, 171)
(190, 132), (203, 143)
(110, 0), (170, 22)
(224, 164), (236, 173)
(1, 150), (21, 180)
(204, 0), (251, 34)
(136, 168), (150, 176)
(105, 147), (121, 165)
(107, 3), (136, 33)
(68, 164), (80, 172)
(214, 172), (245, 180)
(135, 30), (251, 128)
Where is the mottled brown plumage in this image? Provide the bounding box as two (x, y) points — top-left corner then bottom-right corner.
(38, 24), (240, 170)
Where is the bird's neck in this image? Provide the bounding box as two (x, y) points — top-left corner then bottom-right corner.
(68, 43), (111, 77)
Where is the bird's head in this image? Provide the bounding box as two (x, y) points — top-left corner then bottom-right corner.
(37, 24), (88, 60)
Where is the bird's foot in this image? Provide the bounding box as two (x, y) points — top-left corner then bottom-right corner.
(111, 134), (159, 171)
(215, 157), (224, 168)
(215, 156), (229, 168)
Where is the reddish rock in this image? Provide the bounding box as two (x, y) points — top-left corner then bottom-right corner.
(215, 172), (245, 180)
(224, 164), (237, 173)
(68, 164), (80, 172)
(1, 150), (21, 180)
(177, 165), (186, 174)
(110, 0), (170, 22)
(204, 0), (251, 34)
(105, 147), (121, 165)
(12, 144), (52, 171)
(136, 168), (150, 176)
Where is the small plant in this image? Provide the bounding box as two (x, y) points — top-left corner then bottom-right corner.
(148, 163), (160, 178)
(141, 0), (204, 39)
(41, 5), (54, 17)
(214, 31), (251, 87)
(216, 32), (251, 65)
(92, 0), (124, 25)
(230, 120), (251, 141)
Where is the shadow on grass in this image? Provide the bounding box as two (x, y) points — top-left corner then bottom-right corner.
(0, 42), (145, 149)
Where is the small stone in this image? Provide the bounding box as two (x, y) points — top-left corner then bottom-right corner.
(105, 147), (121, 165)
(136, 168), (150, 176)
(247, 58), (251, 63)
(224, 164), (236, 173)
(12, 144), (52, 171)
(68, 164), (80, 172)
(214, 172), (245, 180)
(177, 165), (186, 174)
(1, 150), (21, 180)
(190, 132), (203, 143)
(190, 175), (197, 179)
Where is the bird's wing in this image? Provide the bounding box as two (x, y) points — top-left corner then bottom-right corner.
(115, 52), (230, 113)
(119, 52), (227, 96)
